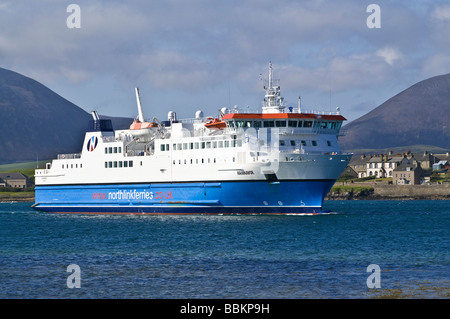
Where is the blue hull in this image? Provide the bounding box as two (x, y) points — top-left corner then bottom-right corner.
(33, 180), (335, 215)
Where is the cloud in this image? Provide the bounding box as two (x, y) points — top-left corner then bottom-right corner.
(431, 5), (450, 21)
(263, 50), (397, 95)
(132, 50), (218, 90)
(376, 47), (403, 66)
(0, 0), (448, 120)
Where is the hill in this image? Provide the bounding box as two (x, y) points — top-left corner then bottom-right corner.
(340, 73), (450, 151)
(0, 67), (91, 164)
(0, 67), (132, 164)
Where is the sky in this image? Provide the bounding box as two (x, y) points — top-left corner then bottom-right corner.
(1, 0), (450, 123)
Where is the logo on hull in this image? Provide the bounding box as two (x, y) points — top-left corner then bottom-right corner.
(86, 136), (98, 152)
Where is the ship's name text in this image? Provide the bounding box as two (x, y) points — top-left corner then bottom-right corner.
(92, 190), (173, 201)
(237, 170), (254, 175)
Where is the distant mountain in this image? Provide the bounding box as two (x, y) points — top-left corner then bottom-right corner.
(0, 67), (132, 164)
(340, 74), (450, 151)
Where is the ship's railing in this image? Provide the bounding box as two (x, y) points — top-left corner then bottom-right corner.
(57, 153), (81, 160)
(252, 104), (342, 115)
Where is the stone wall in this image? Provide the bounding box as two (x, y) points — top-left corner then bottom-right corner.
(373, 184), (450, 199)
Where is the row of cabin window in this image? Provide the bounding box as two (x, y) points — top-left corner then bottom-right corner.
(279, 140), (332, 147)
(228, 120), (342, 129)
(105, 146), (122, 154)
(62, 163), (82, 169)
(105, 160), (134, 168)
(161, 140), (242, 152)
(173, 157), (235, 165)
(229, 120), (314, 128)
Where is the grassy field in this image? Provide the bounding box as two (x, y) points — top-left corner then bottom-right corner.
(0, 161), (47, 200)
(0, 160), (49, 181)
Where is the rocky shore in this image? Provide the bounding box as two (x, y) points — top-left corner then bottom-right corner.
(0, 193), (35, 203)
(326, 183), (450, 200)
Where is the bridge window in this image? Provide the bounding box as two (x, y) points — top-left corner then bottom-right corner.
(275, 120), (286, 127)
(263, 120), (274, 127)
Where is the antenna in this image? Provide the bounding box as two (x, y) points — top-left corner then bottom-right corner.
(228, 81), (231, 108)
(135, 87), (145, 122)
(268, 61), (273, 89)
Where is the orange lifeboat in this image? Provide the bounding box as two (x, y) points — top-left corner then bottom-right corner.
(204, 117), (226, 129)
(129, 119), (158, 130)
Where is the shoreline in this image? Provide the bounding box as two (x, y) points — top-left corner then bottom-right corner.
(0, 194), (35, 203)
(1, 183), (450, 203)
(325, 194), (450, 201)
(1, 194), (449, 204)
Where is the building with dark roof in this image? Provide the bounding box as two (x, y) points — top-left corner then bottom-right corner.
(0, 173), (28, 188)
(393, 161), (423, 185)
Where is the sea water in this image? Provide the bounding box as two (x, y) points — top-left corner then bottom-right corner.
(0, 200), (448, 299)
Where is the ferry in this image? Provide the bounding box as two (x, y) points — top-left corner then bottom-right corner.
(33, 63), (352, 214)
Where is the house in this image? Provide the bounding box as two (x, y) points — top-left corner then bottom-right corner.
(348, 154), (371, 178)
(434, 152), (450, 163)
(433, 160), (448, 171)
(433, 152), (450, 171)
(0, 178), (6, 187)
(367, 155), (385, 178)
(341, 165), (359, 178)
(393, 161), (423, 185)
(0, 173), (29, 188)
(365, 153), (403, 178)
(413, 151), (437, 169)
(385, 156), (404, 177)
